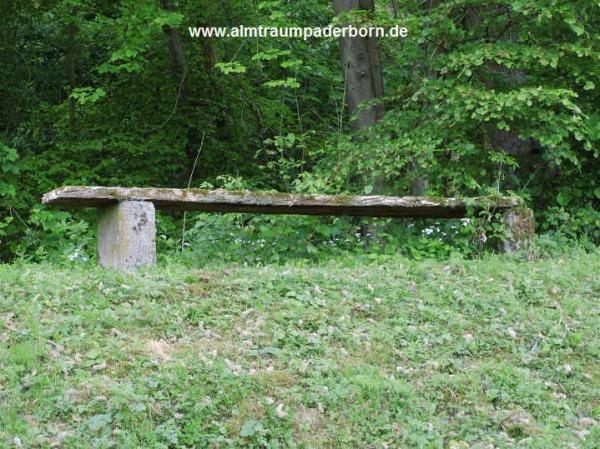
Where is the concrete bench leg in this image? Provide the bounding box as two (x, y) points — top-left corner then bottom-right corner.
(503, 207), (535, 253)
(97, 201), (157, 271)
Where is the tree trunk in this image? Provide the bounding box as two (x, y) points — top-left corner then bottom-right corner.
(411, 0), (444, 195)
(160, 0), (190, 102)
(334, 0), (385, 132)
(333, 0), (386, 241)
(464, 5), (535, 185)
(66, 21), (77, 133)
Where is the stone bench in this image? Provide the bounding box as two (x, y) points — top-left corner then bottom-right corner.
(42, 186), (534, 271)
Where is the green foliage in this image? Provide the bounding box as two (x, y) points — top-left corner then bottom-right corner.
(215, 61), (248, 74)
(15, 207), (94, 263)
(0, 0), (599, 260)
(0, 144), (19, 192)
(313, 0), (600, 239)
(180, 210), (504, 265)
(69, 87), (107, 105)
(0, 143), (20, 250)
(540, 206), (600, 244)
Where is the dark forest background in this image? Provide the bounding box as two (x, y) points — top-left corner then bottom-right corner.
(1, 0), (599, 262)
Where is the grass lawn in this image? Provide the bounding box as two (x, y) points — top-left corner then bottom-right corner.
(1, 251), (599, 448)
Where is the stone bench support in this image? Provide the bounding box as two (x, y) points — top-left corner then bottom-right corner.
(42, 186), (535, 271)
(502, 207), (536, 253)
(97, 201), (156, 271)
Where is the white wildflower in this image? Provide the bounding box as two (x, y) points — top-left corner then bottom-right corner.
(275, 403), (288, 419)
(92, 362), (107, 373)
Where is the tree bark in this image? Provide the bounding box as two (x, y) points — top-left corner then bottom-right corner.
(160, 0), (190, 101)
(334, 0), (385, 131)
(411, 0), (444, 195)
(66, 21), (77, 132)
(464, 5), (535, 184)
(333, 0), (386, 240)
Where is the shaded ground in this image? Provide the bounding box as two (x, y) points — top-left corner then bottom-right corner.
(1, 251), (599, 448)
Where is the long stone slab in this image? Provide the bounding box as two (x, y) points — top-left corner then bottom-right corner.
(42, 186), (522, 219)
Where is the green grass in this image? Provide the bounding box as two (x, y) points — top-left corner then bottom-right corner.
(1, 251), (599, 448)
